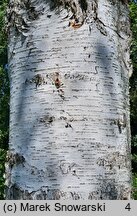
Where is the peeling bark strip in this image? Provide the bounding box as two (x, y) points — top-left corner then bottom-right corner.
(5, 181), (130, 200)
(48, 0), (89, 27)
(6, 0), (132, 199)
(6, 0), (89, 34)
(6, 0), (45, 35)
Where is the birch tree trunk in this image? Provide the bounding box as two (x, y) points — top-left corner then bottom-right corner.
(5, 0), (132, 200)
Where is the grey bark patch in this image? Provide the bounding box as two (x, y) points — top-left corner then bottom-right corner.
(88, 191), (100, 200)
(6, 183), (130, 200)
(96, 152), (129, 170)
(88, 181), (130, 200)
(103, 182), (131, 200)
(59, 162), (78, 175)
(5, 184), (82, 200)
(6, 151), (25, 169)
(100, 181), (118, 200)
(5, 184), (48, 200)
(39, 115), (55, 126)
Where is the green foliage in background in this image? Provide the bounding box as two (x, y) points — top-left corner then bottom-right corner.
(129, 0), (137, 199)
(130, 1), (137, 137)
(132, 173), (137, 200)
(0, 0), (9, 200)
(0, 149), (6, 199)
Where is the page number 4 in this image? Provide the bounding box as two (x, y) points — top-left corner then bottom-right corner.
(125, 203), (131, 211)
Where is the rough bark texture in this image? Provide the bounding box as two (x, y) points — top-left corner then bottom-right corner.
(6, 0), (132, 199)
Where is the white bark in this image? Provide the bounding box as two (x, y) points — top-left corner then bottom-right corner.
(6, 0), (132, 199)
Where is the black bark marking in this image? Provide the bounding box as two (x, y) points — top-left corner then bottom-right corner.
(78, 0), (88, 12)
(65, 123), (72, 128)
(114, 113), (127, 134)
(96, 19), (108, 36)
(70, 192), (81, 200)
(33, 74), (45, 88)
(39, 115), (55, 126)
(47, 14), (52, 18)
(25, 74), (46, 88)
